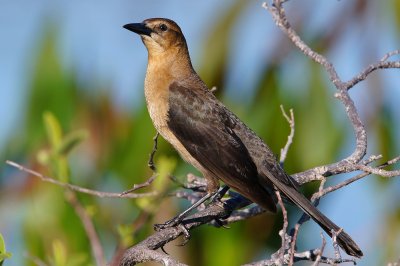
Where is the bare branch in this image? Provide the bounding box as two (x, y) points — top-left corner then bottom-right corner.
(120, 245), (187, 266)
(279, 105), (295, 165)
(275, 190), (290, 264)
(243, 248), (356, 266)
(311, 233), (326, 266)
(119, 195), (249, 265)
(332, 228), (344, 260)
(120, 174), (158, 196)
(387, 257), (400, 266)
(121, 132), (160, 196)
(289, 223), (299, 265)
(148, 132), (159, 172)
(353, 163), (400, 177)
(5, 160), (157, 198)
(263, 0), (369, 184)
(345, 50), (400, 90)
(66, 191), (106, 266)
(381, 50), (400, 61)
(313, 156), (400, 200)
(220, 205), (264, 224)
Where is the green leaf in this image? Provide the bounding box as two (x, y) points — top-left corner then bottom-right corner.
(48, 239), (89, 266)
(117, 224), (135, 247)
(42, 111), (72, 182)
(198, 0), (250, 96)
(25, 28), (79, 149)
(0, 234), (6, 254)
(57, 130), (89, 156)
(51, 239), (67, 266)
(0, 234), (12, 263)
(43, 111), (63, 151)
(0, 251), (10, 260)
(37, 149), (51, 165)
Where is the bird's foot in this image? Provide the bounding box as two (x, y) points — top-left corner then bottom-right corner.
(176, 224), (191, 246)
(153, 216), (182, 231)
(213, 218), (230, 229)
(154, 218), (191, 246)
(154, 210), (190, 231)
(210, 185), (230, 203)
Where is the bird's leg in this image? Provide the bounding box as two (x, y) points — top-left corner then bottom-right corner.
(154, 186), (229, 231)
(154, 191), (214, 231)
(210, 186), (231, 228)
(210, 185), (230, 203)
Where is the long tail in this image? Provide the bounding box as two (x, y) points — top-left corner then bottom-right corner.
(261, 169), (363, 258)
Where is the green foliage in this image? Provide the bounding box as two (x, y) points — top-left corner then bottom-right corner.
(117, 224), (135, 248)
(198, 0), (250, 96)
(25, 26), (79, 150)
(38, 111), (88, 182)
(0, 234), (12, 265)
(48, 239), (88, 266)
(136, 156), (177, 213)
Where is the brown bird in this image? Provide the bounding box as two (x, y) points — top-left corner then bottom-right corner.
(123, 18), (363, 258)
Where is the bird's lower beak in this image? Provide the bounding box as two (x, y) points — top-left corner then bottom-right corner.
(123, 23), (152, 36)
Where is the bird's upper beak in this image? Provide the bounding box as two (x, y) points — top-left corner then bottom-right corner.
(123, 23), (152, 36)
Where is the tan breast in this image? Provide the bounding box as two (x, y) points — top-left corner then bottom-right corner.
(144, 64), (206, 173)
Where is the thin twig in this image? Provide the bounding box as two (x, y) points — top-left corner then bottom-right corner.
(243, 248), (356, 266)
(148, 132), (159, 171)
(288, 223), (299, 265)
(120, 174), (158, 196)
(381, 50), (400, 61)
(275, 190), (290, 264)
(331, 228), (343, 260)
(120, 133), (160, 196)
(5, 160), (157, 198)
(353, 163), (400, 177)
(312, 233), (326, 266)
(66, 191), (106, 266)
(279, 105), (295, 165)
(220, 205), (264, 224)
(24, 252), (49, 266)
(345, 49), (400, 90)
(313, 156), (400, 200)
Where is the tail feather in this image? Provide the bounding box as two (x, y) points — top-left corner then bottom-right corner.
(261, 169), (363, 258)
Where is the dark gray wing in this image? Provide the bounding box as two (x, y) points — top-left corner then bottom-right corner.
(167, 82), (260, 192)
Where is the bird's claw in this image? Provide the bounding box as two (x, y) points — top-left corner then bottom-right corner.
(176, 224), (191, 246)
(213, 218), (230, 229)
(154, 216), (183, 231)
(154, 219), (191, 246)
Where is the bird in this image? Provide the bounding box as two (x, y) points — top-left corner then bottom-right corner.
(123, 18), (363, 258)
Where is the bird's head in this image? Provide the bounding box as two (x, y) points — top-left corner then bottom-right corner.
(124, 18), (187, 57)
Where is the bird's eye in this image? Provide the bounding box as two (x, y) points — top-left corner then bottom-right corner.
(159, 24), (168, 32)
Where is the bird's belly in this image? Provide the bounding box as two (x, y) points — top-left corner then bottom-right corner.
(147, 104), (205, 173)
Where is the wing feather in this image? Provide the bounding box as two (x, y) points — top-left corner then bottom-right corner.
(167, 82), (277, 212)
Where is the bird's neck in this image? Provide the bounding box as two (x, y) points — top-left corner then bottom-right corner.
(147, 45), (194, 80)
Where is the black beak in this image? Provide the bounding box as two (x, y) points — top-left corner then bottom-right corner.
(123, 23), (152, 36)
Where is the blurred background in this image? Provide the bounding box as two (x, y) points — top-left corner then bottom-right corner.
(1, 0), (400, 265)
